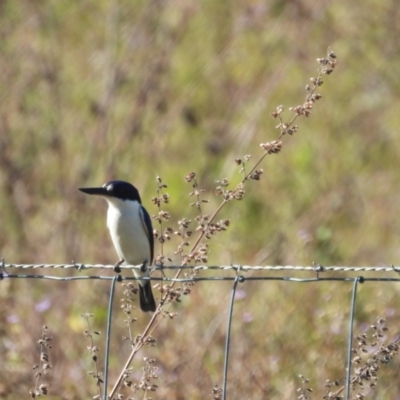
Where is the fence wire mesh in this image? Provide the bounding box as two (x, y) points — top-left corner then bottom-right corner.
(2, 263), (400, 400)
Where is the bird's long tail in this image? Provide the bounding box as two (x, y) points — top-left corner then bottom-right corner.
(138, 282), (156, 312)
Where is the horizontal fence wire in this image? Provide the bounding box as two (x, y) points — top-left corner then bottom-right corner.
(2, 262), (400, 285)
(2, 262), (400, 272)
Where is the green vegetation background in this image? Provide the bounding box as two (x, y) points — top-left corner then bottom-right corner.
(1, 0), (400, 399)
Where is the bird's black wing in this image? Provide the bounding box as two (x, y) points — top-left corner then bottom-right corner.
(139, 206), (154, 264)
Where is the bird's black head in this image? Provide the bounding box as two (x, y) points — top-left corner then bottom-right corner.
(79, 180), (142, 203)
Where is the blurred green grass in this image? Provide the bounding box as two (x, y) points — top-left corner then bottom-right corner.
(1, 0), (400, 398)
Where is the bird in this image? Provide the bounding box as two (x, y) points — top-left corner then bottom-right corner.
(79, 180), (156, 312)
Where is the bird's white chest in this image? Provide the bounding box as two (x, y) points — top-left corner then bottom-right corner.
(106, 199), (151, 265)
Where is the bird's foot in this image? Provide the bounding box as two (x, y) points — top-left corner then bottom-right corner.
(140, 260), (148, 273)
(114, 259), (125, 273)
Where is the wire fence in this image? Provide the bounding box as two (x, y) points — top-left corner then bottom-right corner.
(2, 262), (400, 400)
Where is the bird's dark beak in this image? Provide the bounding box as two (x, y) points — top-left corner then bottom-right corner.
(79, 187), (108, 196)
